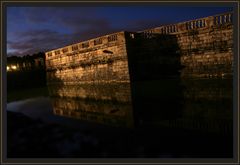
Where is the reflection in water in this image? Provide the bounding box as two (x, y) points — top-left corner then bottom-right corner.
(131, 78), (232, 134)
(47, 78), (232, 134)
(48, 83), (134, 127)
(7, 78), (232, 158)
(179, 78), (232, 133)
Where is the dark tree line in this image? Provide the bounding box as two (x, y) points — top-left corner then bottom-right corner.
(7, 52), (46, 71)
(7, 52), (47, 91)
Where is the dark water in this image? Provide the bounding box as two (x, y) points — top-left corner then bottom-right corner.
(7, 78), (233, 158)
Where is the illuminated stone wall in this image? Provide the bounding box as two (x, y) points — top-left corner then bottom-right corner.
(45, 31), (130, 84)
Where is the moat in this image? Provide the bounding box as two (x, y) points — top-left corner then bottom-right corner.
(7, 78), (233, 158)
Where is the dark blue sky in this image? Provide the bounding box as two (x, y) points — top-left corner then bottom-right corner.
(7, 6), (233, 56)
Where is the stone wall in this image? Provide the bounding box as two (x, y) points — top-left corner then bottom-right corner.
(141, 12), (233, 78)
(125, 33), (181, 80)
(45, 12), (233, 83)
(45, 31), (131, 84)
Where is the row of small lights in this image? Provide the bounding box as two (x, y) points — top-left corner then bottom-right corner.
(7, 65), (17, 71)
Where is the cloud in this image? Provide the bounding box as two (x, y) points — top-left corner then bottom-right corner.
(24, 7), (98, 25)
(7, 29), (70, 56)
(22, 7), (119, 34)
(7, 7), (122, 56)
(14, 29), (59, 40)
(8, 17), (165, 56)
(7, 7), (176, 57)
(23, 7), (68, 23)
(7, 23), (120, 57)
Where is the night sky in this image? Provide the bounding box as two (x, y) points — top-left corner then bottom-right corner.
(7, 6), (233, 57)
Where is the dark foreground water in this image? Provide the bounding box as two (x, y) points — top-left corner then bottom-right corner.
(7, 78), (233, 158)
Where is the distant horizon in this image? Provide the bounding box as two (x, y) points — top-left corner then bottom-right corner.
(7, 6), (233, 57)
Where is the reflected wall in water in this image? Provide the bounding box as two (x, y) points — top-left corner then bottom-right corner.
(132, 78), (233, 134)
(48, 83), (131, 102)
(48, 83), (134, 127)
(129, 79), (233, 134)
(47, 78), (233, 133)
(179, 78), (232, 133)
